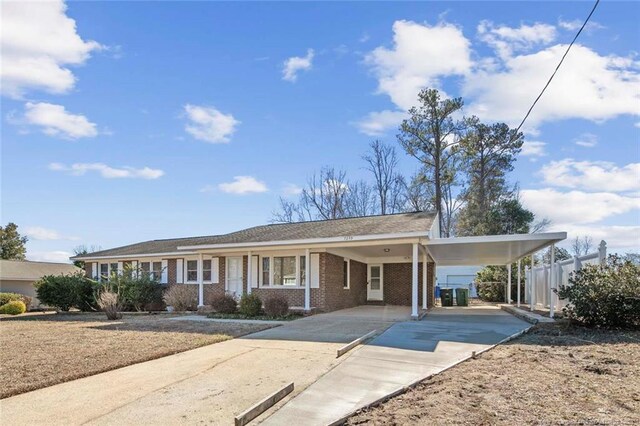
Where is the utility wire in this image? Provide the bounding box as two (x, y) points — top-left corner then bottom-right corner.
(513, 0), (601, 136)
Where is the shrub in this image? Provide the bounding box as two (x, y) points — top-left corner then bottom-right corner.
(103, 270), (164, 312)
(474, 264), (525, 303)
(0, 300), (26, 315)
(35, 273), (97, 311)
(0, 292), (31, 310)
(97, 290), (122, 320)
(238, 293), (262, 317)
(163, 285), (197, 312)
(211, 294), (237, 314)
(263, 295), (289, 317)
(558, 255), (640, 328)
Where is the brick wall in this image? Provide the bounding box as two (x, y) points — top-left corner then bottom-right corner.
(84, 262), (93, 277)
(382, 262), (435, 307)
(319, 253), (367, 312)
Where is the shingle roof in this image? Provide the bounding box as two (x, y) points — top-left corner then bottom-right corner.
(75, 211), (436, 259)
(0, 260), (81, 281)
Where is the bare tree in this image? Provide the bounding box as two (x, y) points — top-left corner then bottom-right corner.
(571, 235), (594, 256)
(300, 167), (349, 220)
(403, 173), (433, 213)
(344, 180), (377, 217)
(271, 198), (304, 223)
(530, 218), (551, 233)
(363, 140), (405, 215)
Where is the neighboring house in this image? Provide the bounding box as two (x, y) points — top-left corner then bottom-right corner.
(72, 211), (566, 318)
(0, 260), (81, 308)
(436, 265), (483, 297)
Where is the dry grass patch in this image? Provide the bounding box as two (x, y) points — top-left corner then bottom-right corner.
(0, 313), (274, 399)
(348, 321), (640, 425)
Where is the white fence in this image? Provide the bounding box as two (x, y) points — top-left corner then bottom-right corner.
(525, 240), (607, 315)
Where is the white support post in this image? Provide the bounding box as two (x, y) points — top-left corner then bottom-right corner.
(598, 240), (607, 266)
(517, 258), (522, 307)
(507, 263), (512, 304)
(304, 249), (310, 312)
(247, 251), (252, 295)
(197, 253), (204, 307)
(530, 254), (535, 311)
(549, 243), (556, 318)
(411, 243), (419, 318)
(422, 250), (427, 310)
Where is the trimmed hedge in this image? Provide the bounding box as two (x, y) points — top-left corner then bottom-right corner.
(0, 292), (31, 310)
(211, 294), (237, 314)
(35, 273), (97, 312)
(238, 293), (262, 317)
(264, 295), (289, 317)
(0, 300), (26, 315)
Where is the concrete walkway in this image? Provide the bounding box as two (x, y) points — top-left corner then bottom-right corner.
(261, 306), (530, 425)
(0, 307), (401, 425)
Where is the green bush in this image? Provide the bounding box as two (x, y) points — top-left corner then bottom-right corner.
(238, 293), (262, 317)
(35, 273), (97, 311)
(211, 294), (237, 314)
(558, 255), (640, 328)
(102, 270), (164, 312)
(0, 292), (31, 310)
(475, 264), (525, 303)
(0, 300), (26, 315)
(263, 295), (289, 317)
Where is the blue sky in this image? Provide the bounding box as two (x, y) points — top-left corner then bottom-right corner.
(2, 1), (639, 262)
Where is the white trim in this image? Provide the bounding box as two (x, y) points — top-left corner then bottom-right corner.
(247, 251), (253, 295)
(411, 243), (418, 318)
(250, 255), (259, 289)
(422, 251), (427, 309)
(161, 260), (168, 284)
(367, 264), (383, 301)
(198, 253), (204, 307)
(343, 259), (350, 289)
(310, 253), (320, 289)
(176, 259), (184, 284)
(73, 251), (198, 261)
(304, 248), (310, 311)
(425, 232), (566, 246)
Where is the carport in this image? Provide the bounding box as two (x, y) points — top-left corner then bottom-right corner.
(423, 232), (567, 314)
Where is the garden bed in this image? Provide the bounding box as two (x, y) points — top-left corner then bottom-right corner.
(347, 321), (640, 425)
(207, 312), (303, 321)
(0, 313), (274, 399)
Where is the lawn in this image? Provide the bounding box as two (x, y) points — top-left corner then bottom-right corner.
(347, 321), (640, 425)
(0, 313), (274, 399)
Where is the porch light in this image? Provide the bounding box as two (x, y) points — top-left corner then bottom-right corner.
(383, 248), (390, 252)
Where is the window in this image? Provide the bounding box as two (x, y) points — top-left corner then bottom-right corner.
(343, 260), (350, 289)
(100, 263), (108, 281)
(186, 260), (198, 282)
(300, 256), (306, 284)
(152, 261), (162, 280)
(262, 257), (270, 286)
(110, 263), (118, 277)
(141, 262), (150, 274)
(273, 256), (296, 286)
(203, 259), (212, 281)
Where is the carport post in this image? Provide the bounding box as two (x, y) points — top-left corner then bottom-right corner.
(247, 251), (252, 295)
(198, 253), (204, 307)
(411, 243), (419, 318)
(507, 263), (512, 304)
(422, 250), (427, 310)
(304, 248), (310, 312)
(530, 254), (535, 311)
(517, 259), (521, 307)
(549, 243), (556, 319)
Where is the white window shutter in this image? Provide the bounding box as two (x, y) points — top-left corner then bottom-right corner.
(161, 260), (168, 284)
(176, 259), (184, 284)
(131, 260), (139, 278)
(212, 257), (220, 284)
(91, 263), (98, 279)
(311, 253), (320, 288)
(117, 262), (124, 275)
(251, 256), (259, 288)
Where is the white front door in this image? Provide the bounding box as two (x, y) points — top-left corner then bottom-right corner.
(367, 264), (383, 301)
(226, 257), (243, 297)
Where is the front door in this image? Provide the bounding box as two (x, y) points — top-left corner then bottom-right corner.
(367, 264), (383, 301)
(226, 257), (243, 297)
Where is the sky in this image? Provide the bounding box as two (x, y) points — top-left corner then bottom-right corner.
(1, 0), (639, 263)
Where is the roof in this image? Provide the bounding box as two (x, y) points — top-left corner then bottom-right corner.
(0, 260), (81, 281)
(74, 211), (437, 259)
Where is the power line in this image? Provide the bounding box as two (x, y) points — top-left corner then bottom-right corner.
(513, 0), (601, 136)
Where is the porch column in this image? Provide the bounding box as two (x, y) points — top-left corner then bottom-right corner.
(197, 253), (204, 307)
(304, 248), (310, 312)
(507, 263), (512, 304)
(422, 250), (427, 310)
(530, 254), (535, 311)
(517, 258), (522, 307)
(411, 243), (419, 318)
(549, 243), (556, 319)
(247, 251), (252, 295)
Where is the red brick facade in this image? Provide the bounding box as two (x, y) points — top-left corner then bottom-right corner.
(383, 262), (435, 308)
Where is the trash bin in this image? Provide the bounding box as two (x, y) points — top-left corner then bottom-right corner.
(435, 285), (441, 299)
(455, 288), (469, 307)
(441, 288), (454, 307)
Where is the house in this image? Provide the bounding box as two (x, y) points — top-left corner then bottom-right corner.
(436, 265), (484, 297)
(0, 260), (81, 309)
(72, 211), (567, 317)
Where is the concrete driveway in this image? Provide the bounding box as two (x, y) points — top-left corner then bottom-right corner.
(261, 306), (530, 425)
(0, 307), (403, 426)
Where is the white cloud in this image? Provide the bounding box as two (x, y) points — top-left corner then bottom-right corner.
(478, 21), (556, 59)
(282, 183), (302, 196)
(574, 132), (598, 147)
(539, 159), (640, 192)
(520, 141), (547, 159)
(49, 162), (164, 179)
(27, 251), (73, 264)
(218, 176), (268, 195)
(25, 226), (79, 241)
(183, 104), (240, 143)
(365, 20), (472, 111)
(23, 102), (97, 139)
(521, 188), (640, 225)
(558, 19), (604, 32)
(353, 109), (407, 136)
(1, 0), (103, 98)
(282, 49), (314, 82)
(464, 43), (640, 132)
(552, 224), (640, 252)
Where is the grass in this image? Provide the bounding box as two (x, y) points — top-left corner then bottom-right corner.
(347, 321), (640, 426)
(0, 312), (274, 399)
(206, 312), (303, 321)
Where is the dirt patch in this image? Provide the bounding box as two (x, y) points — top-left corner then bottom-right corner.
(0, 313), (274, 399)
(347, 321), (640, 425)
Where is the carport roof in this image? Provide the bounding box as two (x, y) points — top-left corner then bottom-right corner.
(425, 232), (567, 266)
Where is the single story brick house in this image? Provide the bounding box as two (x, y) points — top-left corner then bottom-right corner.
(72, 211), (566, 317)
